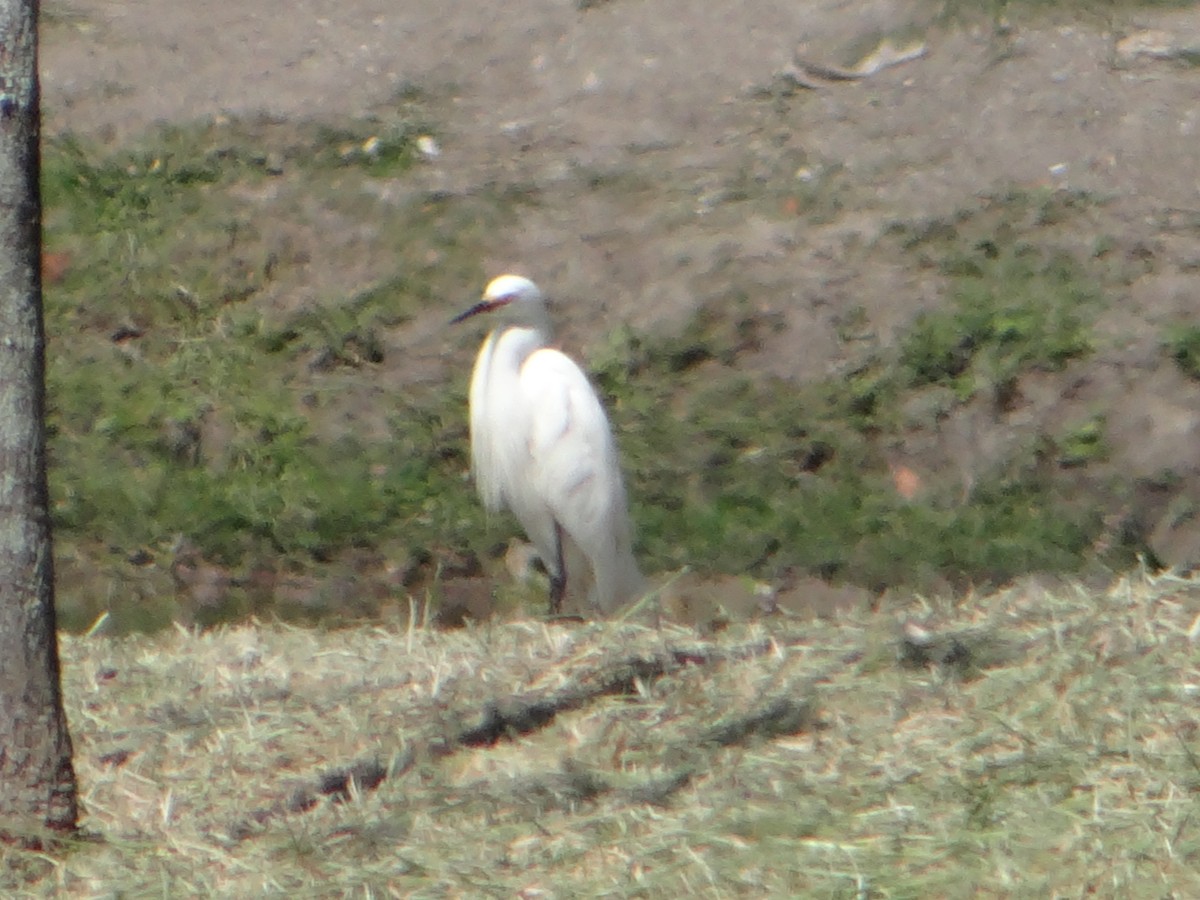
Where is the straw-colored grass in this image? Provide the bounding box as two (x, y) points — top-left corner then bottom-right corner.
(6, 571), (1200, 896)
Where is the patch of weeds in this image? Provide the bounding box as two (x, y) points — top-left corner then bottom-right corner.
(43, 129), (279, 337)
(308, 119), (427, 175)
(1027, 188), (1110, 227)
(833, 304), (872, 343)
(258, 275), (416, 368)
(591, 297), (1102, 593)
(1056, 416), (1108, 468)
(901, 243), (1095, 397)
(588, 190), (1121, 592)
(50, 344), (454, 564)
(43, 118), (508, 631)
(1164, 323), (1200, 380)
(707, 148), (847, 222)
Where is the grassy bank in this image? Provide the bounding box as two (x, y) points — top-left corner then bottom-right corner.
(41, 116), (1161, 632)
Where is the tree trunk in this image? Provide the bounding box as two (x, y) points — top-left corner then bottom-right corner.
(0, 0), (79, 842)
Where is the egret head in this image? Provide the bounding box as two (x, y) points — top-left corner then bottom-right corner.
(452, 274), (550, 330)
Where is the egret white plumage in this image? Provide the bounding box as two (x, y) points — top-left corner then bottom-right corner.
(452, 274), (645, 616)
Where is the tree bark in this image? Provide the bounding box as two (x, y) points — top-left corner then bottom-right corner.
(0, 0), (79, 842)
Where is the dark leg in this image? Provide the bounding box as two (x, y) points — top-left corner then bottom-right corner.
(549, 520), (566, 615)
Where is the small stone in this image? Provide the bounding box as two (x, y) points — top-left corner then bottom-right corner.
(416, 135), (440, 159)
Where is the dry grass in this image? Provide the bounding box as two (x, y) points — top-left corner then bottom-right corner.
(6, 571), (1200, 897)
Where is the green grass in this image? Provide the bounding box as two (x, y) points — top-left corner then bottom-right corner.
(899, 242), (1095, 398)
(1165, 323), (1200, 380)
(590, 340), (1106, 595)
(583, 189), (1124, 593)
(42, 118), (500, 631)
(41, 120), (1140, 632)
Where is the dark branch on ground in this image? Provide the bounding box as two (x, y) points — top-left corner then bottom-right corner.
(226, 626), (1021, 841)
(228, 639), (777, 840)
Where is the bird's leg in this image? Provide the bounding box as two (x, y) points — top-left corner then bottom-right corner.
(549, 520), (567, 615)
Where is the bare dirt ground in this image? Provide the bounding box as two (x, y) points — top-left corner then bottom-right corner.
(40, 0), (1200, 613)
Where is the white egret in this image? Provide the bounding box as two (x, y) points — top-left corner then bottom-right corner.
(452, 274), (645, 616)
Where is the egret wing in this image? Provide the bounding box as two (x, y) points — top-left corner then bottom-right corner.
(517, 348), (627, 550)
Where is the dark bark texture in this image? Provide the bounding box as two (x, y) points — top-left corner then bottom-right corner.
(0, 0), (79, 840)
